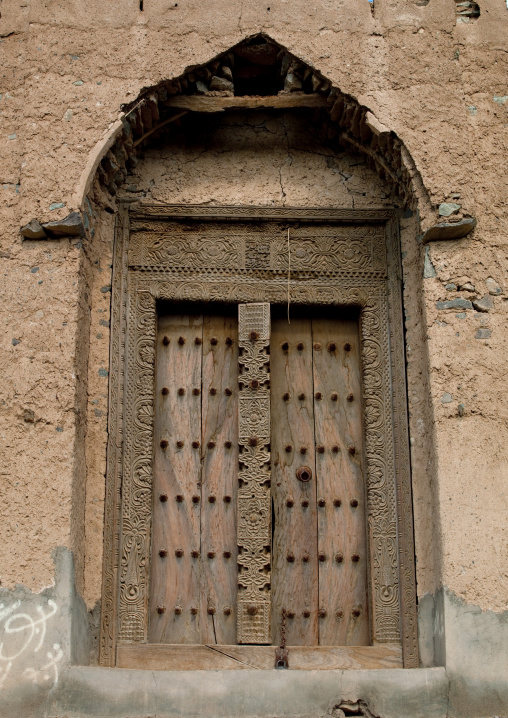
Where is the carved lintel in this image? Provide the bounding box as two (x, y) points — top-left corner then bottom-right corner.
(129, 204), (395, 223)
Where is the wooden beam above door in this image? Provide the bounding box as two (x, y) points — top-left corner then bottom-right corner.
(161, 92), (329, 113)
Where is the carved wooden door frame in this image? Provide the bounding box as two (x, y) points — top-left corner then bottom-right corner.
(100, 202), (418, 668)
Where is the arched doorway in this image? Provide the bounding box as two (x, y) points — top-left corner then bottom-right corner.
(92, 35), (419, 670)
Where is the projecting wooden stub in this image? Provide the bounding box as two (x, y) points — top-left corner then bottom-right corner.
(237, 303), (271, 644)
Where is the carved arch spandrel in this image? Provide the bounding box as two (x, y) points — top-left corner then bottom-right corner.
(100, 205), (417, 668)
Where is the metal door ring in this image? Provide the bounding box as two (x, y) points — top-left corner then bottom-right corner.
(296, 466), (312, 482)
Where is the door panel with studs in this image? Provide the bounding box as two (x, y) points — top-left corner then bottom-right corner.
(150, 304), (368, 648)
(150, 313), (204, 644)
(271, 309), (369, 646)
(149, 309), (239, 645)
(200, 314), (239, 644)
(312, 317), (368, 646)
(271, 317), (319, 646)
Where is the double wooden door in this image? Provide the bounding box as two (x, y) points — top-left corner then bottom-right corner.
(150, 304), (368, 647)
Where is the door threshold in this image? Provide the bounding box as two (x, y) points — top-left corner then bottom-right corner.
(116, 643), (402, 670)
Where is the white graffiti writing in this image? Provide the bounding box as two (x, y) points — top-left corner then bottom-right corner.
(0, 599), (62, 689)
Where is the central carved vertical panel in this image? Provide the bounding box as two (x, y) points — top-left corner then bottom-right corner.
(237, 303), (272, 644)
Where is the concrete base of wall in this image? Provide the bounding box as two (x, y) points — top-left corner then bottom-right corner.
(3, 550), (508, 718)
(418, 587), (508, 718)
(47, 665), (448, 718)
(0, 547), (89, 717)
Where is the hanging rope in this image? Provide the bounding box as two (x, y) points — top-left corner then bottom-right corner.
(287, 227), (291, 324)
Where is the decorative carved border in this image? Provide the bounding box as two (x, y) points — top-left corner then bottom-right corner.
(100, 211), (129, 665)
(100, 205), (417, 668)
(237, 304), (272, 643)
(386, 216), (419, 668)
(130, 203), (395, 223)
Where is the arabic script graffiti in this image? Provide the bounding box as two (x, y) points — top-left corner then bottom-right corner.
(0, 599), (63, 689)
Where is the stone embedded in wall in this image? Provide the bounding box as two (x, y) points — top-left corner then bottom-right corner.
(42, 212), (85, 238)
(21, 213), (86, 241)
(364, 112), (390, 137)
(23, 408), (35, 423)
(421, 218), (477, 243)
(423, 247), (437, 279)
(209, 76), (234, 93)
(472, 295), (493, 312)
(333, 699), (381, 717)
(486, 277), (503, 296)
(196, 81), (209, 94)
(439, 203), (461, 217)
(284, 71), (303, 92)
(221, 66), (233, 82)
(435, 299), (473, 310)
(20, 219), (47, 240)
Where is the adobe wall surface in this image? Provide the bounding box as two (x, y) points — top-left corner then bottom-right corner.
(0, 0), (507, 716)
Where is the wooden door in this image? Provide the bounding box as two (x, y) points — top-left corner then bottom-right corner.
(271, 309), (369, 646)
(150, 304), (368, 648)
(149, 307), (239, 644)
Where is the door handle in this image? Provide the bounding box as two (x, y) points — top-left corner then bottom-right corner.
(296, 466), (312, 482)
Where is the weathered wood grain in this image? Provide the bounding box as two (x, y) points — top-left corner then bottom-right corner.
(200, 313), (239, 644)
(149, 314), (203, 644)
(117, 643), (402, 670)
(162, 93), (329, 113)
(117, 643), (249, 670)
(149, 310), (369, 656)
(216, 643), (402, 670)
(312, 316), (369, 646)
(271, 317), (318, 646)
